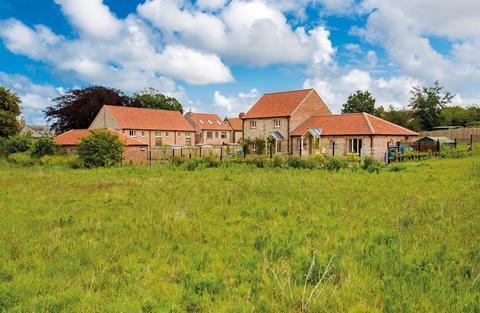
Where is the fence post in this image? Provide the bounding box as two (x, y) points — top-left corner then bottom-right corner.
(181, 148), (183, 157)
(220, 146), (223, 161)
(149, 150), (152, 167)
(387, 142), (390, 164)
(437, 139), (440, 154)
(470, 134), (473, 151)
(173, 149), (175, 158)
(199, 147), (202, 158)
(332, 141), (335, 156)
(454, 138), (457, 149)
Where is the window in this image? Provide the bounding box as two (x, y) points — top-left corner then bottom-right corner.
(207, 131), (213, 139)
(277, 142), (282, 153)
(178, 132), (182, 137)
(215, 131), (219, 138)
(348, 138), (363, 154)
(155, 137), (162, 147)
(221, 132), (227, 139)
(165, 131), (169, 137)
(274, 119), (281, 128)
(185, 132), (191, 138)
(208, 120), (213, 125)
(216, 121), (222, 125)
(141, 130), (145, 137)
(250, 120), (257, 129)
(155, 131), (161, 137)
(199, 120), (204, 124)
(129, 130), (136, 137)
(185, 138), (191, 146)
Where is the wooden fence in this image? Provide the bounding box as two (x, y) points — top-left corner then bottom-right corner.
(420, 127), (480, 142)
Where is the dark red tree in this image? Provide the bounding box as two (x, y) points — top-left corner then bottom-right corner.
(44, 86), (141, 133)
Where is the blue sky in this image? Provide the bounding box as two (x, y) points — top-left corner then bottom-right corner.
(1, 0), (479, 124)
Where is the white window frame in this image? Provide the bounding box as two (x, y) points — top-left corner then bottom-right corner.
(129, 130), (136, 137)
(348, 138), (362, 154)
(178, 131), (182, 137)
(155, 131), (162, 137)
(250, 120), (257, 129)
(215, 131), (219, 138)
(141, 130), (145, 137)
(165, 131), (169, 137)
(274, 119), (281, 128)
(207, 131), (213, 139)
(185, 132), (191, 138)
(221, 131), (227, 139)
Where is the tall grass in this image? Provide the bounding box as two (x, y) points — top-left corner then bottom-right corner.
(0, 157), (479, 312)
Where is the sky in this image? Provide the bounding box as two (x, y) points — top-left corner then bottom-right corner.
(1, 0), (480, 124)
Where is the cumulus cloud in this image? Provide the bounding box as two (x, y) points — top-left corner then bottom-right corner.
(0, 72), (62, 124)
(213, 88), (259, 115)
(137, 0), (336, 65)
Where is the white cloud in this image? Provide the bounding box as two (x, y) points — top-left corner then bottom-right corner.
(137, 0), (336, 65)
(213, 88), (259, 115)
(0, 72), (62, 124)
(197, 0), (226, 10)
(54, 0), (122, 39)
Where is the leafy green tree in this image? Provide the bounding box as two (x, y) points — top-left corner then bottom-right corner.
(342, 90), (378, 116)
(77, 130), (124, 168)
(44, 86), (140, 133)
(409, 81), (454, 130)
(0, 87), (22, 138)
(0, 133), (33, 155)
(31, 136), (59, 158)
(382, 106), (421, 131)
(133, 88), (184, 113)
(439, 105), (480, 127)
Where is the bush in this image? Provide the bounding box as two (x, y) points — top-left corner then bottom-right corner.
(287, 156), (303, 168)
(39, 155), (71, 166)
(0, 133), (33, 155)
(7, 152), (35, 166)
(271, 156), (285, 168)
(310, 154), (328, 169)
(326, 157), (348, 171)
(361, 156), (381, 173)
(31, 137), (59, 158)
(77, 130), (124, 168)
(389, 164), (407, 172)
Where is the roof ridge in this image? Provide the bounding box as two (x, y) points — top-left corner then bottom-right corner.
(363, 112), (375, 134)
(367, 113), (418, 134)
(263, 88), (313, 95)
(106, 105), (180, 114)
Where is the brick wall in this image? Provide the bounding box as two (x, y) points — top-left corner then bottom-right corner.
(89, 107), (121, 129)
(290, 91), (331, 132)
(120, 130), (194, 148)
(243, 117), (289, 153)
(201, 130), (232, 145)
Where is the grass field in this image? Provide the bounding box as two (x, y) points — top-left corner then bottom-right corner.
(1, 157), (480, 312)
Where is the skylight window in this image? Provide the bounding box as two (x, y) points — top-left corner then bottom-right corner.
(216, 121), (222, 125)
(199, 120), (204, 124)
(208, 120), (213, 125)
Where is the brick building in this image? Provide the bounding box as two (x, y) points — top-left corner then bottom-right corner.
(242, 89), (331, 154)
(225, 115), (243, 143)
(184, 112), (232, 145)
(54, 129), (149, 164)
(89, 105), (194, 148)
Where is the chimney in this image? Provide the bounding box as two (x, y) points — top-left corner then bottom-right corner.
(239, 112), (245, 119)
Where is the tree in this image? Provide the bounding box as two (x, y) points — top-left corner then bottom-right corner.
(31, 136), (59, 158)
(133, 88), (184, 113)
(383, 105), (421, 132)
(0, 87), (22, 138)
(439, 105), (480, 127)
(409, 81), (454, 131)
(342, 90), (378, 116)
(44, 86), (140, 134)
(77, 130), (124, 168)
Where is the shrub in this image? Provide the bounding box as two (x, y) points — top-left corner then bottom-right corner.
(287, 156), (303, 168)
(171, 156), (187, 167)
(76, 130), (124, 168)
(7, 152), (35, 166)
(203, 155), (220, 168)
(326, 157), (347, 171)
(346, 153), (360, 164)
(271, 156), (284, 168)
(310, 154), (328, 169)
(361, 156), (381, 173)
(39, 155), (71, 166)
(31, 137), (59, 158)
(389, 164), (407, 172)
(253, 137), (265, 155)
(0, 133), (33, 155)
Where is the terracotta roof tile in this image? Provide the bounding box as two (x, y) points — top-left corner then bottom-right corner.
(226, 117), (243, 131)
(243, 89), (313, 119)
(54, 129), (147, 146)
(291, 113), (418, 136)
(185, 112), (232, 131)
(105, 105), (194, 131)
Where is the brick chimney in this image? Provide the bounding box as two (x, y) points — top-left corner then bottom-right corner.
(239, 112), (245, 119)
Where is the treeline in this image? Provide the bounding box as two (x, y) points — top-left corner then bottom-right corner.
(342, 81), (480, 131)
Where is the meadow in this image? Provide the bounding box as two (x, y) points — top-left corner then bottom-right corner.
(0, 157), (479, 312)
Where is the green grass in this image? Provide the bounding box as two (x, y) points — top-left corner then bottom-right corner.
(1, 157), (479, 312)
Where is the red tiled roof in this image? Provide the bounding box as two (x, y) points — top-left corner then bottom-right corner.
(105, 105), (194, 131)
(54, 129), (148, 146)
(243, 89), (313, 119)
(291, 113), (419, 136)
(185, 112), (232, 131)
(226, 117), (243, 131)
